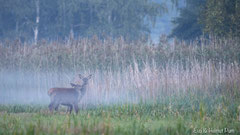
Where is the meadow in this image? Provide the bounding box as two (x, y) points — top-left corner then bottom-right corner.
(0, 37), (239, 134)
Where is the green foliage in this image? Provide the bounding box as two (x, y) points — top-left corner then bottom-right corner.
(170, 0), (206, 40)
(0, 0), (35, 39)
(0, 91), (239, 135)
(200, 0), (240, 37)
(0, 0), (166, 41)
(171, 0), (240, 40)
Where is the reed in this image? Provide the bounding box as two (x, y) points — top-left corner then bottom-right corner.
(0, 37), (239, 134)
(0, 37), (239, 71)
(0, 37), (239, 105)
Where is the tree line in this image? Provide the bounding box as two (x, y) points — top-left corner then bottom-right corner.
(171, 0), (240, 40)
(0, 0), (239, 42)
(0, 0), (166, 43)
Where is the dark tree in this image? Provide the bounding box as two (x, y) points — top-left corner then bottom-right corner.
(200, 0), (240, 38)
(0, 0), (167, 41)
(170, 0), (206, 41)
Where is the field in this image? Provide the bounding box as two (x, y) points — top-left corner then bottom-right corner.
(0, 37), (240, 134)
(0, 102), (239, 135)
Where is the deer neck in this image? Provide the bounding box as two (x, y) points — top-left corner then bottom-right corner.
(80, 82), (87, 94)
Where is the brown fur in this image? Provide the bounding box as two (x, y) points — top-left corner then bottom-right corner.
(48, 87), (81, 113)
(48, 74), (92, 114)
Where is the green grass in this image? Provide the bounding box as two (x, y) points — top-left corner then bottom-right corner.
(0, 38), (240, 134)
(0, 93), (239, 135)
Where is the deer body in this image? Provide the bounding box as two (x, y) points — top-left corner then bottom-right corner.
(48, 74), (92, 114)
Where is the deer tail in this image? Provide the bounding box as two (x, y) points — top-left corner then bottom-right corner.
(48, 88), (54, 96)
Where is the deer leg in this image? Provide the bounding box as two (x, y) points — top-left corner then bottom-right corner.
(51, 100), (59, 112)
(66, 105), (70, 113)
(48, 102), (54, 112)
(68, 104), (73, 114)
(48, 97), (55, 111)
(74, 103), (79, 114)
(49, 100), (58, 112)
(61, 104), (72, 113)
(65, 104), (73, 114)
(55, 104), (59, 111)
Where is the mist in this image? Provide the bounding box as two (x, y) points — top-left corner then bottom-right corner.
(1, 59), (238, 106)
(0, 70), (139, 105)
(0, 0), (239, 134)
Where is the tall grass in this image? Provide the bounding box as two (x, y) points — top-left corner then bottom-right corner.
(1, 37), (240, 71)
(0, 37), (240, 134)
(0, 37), (239, 105)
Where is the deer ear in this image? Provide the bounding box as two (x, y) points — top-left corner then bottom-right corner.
(78, 74), (84, 79)
(70, 83), (76, 87)
(87, 74), (92, 79)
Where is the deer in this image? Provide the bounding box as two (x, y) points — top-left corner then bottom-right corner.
(48, 74), (92, 114)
